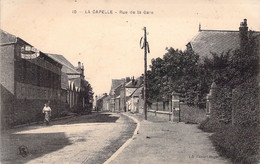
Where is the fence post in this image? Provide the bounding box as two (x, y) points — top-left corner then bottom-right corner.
(156, 99), (158, 116)
(178, 101), (181, 122)
(172, 107), (174, 122)
(231, 89), (235, 125)
(172, 92), (180, 122)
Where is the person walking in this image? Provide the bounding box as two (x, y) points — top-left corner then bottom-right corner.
(42, 103), (52, 125)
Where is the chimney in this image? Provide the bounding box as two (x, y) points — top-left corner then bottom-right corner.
(239, 19), (248, 52)
(81, 63), (84, 79)
(140, 75), (144, 84)
(81, 63), (84, 69)
(78, 61), (81, 68)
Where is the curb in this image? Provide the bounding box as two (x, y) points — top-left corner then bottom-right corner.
(104, 113), (140, 164)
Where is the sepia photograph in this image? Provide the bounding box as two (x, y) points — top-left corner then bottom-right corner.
(0, 0), (259, 163)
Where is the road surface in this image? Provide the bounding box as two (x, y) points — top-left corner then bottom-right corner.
(0, 112), (136, 164)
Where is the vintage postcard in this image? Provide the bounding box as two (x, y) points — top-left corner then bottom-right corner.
(1, 0), (259, 163)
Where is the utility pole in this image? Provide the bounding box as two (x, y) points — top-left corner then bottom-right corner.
(143, 27), (148, 120)
(140, 27), (150, 120)
(124, 79), (126, 112)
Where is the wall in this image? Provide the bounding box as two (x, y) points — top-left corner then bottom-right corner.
(0, 44), (15, 128)
(0, 44), (15, 95)
(0, 41), (68, 128)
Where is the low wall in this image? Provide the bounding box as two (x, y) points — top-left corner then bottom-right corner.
(147, 110), (180, 122)
(150, 102), (170, 111)
(1, 98), (69, 129)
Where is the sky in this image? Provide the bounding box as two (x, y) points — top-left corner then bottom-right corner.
(1, 0), (260, 96)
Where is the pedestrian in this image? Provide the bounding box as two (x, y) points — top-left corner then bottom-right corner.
(42, 103), (52, 125)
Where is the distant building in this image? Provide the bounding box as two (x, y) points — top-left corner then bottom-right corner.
(96, 93), (108, 111)
(109, 78), (125, 112)
(47, 54), (92, 111)
(0, 29), (64, 127)
(125, 76), (144, 113)
(102, 96), (110, 111)
(107, 76), (144, 113)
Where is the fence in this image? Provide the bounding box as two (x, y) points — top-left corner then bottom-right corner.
(149, 100), (207, 124)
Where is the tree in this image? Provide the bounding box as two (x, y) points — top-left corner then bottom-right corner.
(148, 47), (201, 105)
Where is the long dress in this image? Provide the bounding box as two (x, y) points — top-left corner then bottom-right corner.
(43, 106), (51, 124)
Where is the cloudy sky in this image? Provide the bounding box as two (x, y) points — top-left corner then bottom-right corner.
(1, 0), (260, 95)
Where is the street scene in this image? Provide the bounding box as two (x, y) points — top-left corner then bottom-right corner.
(1, 112), (231, 164)
(1, 0), (260, 164)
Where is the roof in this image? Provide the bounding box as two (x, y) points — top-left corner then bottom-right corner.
(0, 30), (61, 68)
(97, 94), (108, 101)
(110, 79), (125, 94)
(0, 29), (17, 45)
(132, 87), (143, 97)
(126, 76), (143, 88)
(46, 53), (79, 74)
(189, 30), (260, 59)
(189, 30), (240, 58)
(103, 96), (110, 101)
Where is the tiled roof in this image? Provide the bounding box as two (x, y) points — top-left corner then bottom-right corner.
(189, 30), (241, 58)
(0, 29), (17, 45)
(110, 79), (125, 94)
(97, 94), (108, 101)
(132, 87), (143, 97)
(46, 53), (79, 74)
(126, 76), (143, 88)
(189, 30), (260, 59)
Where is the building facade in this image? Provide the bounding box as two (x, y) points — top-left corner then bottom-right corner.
(0, 30), (65, 127)
(107, 76), (144, 113)
(47, 54), (93, 112)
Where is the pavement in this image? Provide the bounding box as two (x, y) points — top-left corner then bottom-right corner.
(109, 112), (230, 164)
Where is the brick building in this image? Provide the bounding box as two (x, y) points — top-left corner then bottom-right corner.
(0, 29), (65, 128)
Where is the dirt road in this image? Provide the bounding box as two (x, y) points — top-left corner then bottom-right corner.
(1, 112), (136, 164)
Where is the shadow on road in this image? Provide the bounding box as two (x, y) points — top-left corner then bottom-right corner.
(0, 113), (121, 164)
(1, 132), (71, 164)
(54, 113), (120, 125)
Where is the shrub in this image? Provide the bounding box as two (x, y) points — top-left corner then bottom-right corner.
(210, 125), (259, 164)
(198, 117), (223, 133)
(180, 104), (206, 124)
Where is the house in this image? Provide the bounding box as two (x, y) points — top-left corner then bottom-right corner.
(47, 54), (92, 112)
(187, 19), (260, 117)
(125, 76), (144, 113)
(102, 96), (110, 111)
(127, 86), (144, 113)
(108, 78), (126, 112)
(0, 29), (64, 127)
(96, 93), (108, 111)
(187, 19), (260, 60)
(107, 76), (145, 113)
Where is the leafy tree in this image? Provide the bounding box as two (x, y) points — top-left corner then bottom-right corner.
(147, 31), (258, 108)
(148, 48), (201, 105)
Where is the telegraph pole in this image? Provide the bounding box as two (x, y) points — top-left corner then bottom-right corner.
(124, 80), (126, 112)
(143, 27), (148, 120)
(140, 27), (149, 120)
